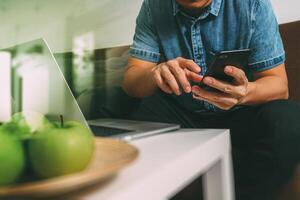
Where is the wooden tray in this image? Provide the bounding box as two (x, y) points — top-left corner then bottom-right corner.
(0, 137), (139, 199)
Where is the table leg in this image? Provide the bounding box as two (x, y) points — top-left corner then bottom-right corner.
(203, 152), (235, 200)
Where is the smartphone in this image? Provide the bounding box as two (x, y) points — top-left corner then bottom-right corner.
(199, 49), (251, 90)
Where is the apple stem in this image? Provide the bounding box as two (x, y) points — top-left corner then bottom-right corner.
(60, 115), (64, 128)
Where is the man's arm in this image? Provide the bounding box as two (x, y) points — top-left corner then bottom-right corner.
(123, 57), (202, 98)
(123, 58), (157, 98)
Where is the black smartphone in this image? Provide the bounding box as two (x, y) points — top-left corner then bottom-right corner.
(199, 49), (251, 90)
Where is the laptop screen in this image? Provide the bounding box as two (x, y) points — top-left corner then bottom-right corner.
(0, 39), (87, 126)
(53, 42), (133, 122)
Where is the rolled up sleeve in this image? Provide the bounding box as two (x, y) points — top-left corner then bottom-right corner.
(129, 0), (161, 63)
(248, 0), (285, 72)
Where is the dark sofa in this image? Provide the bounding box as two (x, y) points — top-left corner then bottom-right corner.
(280, 21), (300, 102)
(277, 20), (300, 199)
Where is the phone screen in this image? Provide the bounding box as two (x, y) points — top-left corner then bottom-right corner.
(199, 49), (251, 90)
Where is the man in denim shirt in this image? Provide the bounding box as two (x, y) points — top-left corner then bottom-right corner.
(123, 0), (300, 199)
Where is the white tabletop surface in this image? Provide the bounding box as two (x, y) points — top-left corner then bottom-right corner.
(61, 129), (231, 200)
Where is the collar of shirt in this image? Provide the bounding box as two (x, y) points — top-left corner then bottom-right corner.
(172, 0), (222, 20)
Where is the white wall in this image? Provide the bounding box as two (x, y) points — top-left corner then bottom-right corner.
(0, 0), (142, 52)
(272, 0), (300, 24)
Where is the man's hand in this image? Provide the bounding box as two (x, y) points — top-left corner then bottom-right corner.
(151, 57), (202, 95)
(192, 66), (250, 110)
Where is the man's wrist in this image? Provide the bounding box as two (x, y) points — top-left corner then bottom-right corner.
(238, 82), (257, 105)
(148, 65), (160, 92)
(149, 65), (158, 86)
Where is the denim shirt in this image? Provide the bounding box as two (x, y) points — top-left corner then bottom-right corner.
(129, 0), (285, 113)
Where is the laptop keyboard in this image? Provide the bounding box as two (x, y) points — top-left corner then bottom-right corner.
(89, 125), (132, 137)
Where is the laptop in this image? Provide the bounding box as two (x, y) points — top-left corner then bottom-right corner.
(5, 39), (179, 141)
(88, 118), (180, 141)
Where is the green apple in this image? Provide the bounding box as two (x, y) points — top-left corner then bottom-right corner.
(2, 111), (52, 139)
(28, 120), (94, 179)
(0, 130), (26, 185)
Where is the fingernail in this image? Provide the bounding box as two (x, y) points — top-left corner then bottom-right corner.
(192, 89), (200, 95)
(205, 78), (213, 84)
(225, 66), (233, 73)
(185, 86), (191, 93)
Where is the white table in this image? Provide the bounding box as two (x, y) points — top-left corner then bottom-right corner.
(64, 129), (235, 200)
